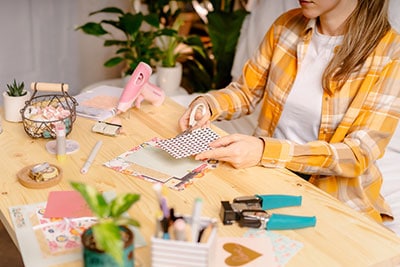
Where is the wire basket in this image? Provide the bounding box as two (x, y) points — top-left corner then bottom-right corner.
(21, 82), (78, 138)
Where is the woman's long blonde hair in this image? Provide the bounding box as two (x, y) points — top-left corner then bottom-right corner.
(323, 0), (391, 90)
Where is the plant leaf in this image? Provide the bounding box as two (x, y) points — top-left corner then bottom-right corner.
(104, 40), (127, 47)
(109, 193), (140, 218)
(89, 7), (124, 16)
(76, 22), (108, 36)
(104, 57), (124, 67)
(143, 13), (160, 28)
(120, 13), (143, 35)
(92, 222), (124, 266)
(114, 217), (140, 227)
(70, 182), (109, 218)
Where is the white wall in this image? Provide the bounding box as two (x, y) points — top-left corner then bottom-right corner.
(0, 0), (129, 104)
(1, 0), (399, 105)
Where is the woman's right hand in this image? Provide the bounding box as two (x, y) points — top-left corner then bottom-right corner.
(178, 98), (211, 131)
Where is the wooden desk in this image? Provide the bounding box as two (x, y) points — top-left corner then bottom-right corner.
(1, 98), (400, 266)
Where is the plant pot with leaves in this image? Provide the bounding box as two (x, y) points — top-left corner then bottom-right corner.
(70, 182), (140, 267)
(3, 79), (31, 122)
(156, 16), (206, 95)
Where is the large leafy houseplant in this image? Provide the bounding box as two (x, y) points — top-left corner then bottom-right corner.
(184, 0), (248, 92)
(70, 181), (140, 266)
(76, 7), (162, 76)
(207, 0), (248, 88)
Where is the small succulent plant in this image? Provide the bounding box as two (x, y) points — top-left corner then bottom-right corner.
(6, 79), (27, 97)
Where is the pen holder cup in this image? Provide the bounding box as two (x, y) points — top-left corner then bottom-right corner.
(151, 217), (217, 267)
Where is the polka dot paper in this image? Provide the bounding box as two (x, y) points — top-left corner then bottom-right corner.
(157, 128), (220, 159)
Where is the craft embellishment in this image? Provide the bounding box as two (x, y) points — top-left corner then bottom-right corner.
(157, 127), (220, 159)
(92, 121), (121, 136)
(17, 163), (63, 189)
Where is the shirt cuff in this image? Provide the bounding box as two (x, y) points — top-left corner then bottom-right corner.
(259, 137), (292, 168)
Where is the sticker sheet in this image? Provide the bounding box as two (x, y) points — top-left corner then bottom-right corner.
(244, 229), (304, 266)
(9, 202), (96, 267)
(103, 138), (218, 190)
(156, 128), (220, 159)
(9, 196), (146, 267)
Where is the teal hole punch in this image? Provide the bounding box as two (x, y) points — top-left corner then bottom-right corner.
(220, 194), (316, 230)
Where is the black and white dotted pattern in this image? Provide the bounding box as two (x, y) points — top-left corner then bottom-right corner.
(157, 128), (220, 159)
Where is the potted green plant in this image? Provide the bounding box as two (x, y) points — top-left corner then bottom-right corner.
(3, 79), (31, 122)
(143, 0), (206, 94)
(184, 0), (249, 92)
(70, 181), (140, 267)
(156, 17), (206, 95)
(75, 7), (162, 77)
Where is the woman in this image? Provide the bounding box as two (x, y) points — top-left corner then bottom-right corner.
(179, 0), (400, 223)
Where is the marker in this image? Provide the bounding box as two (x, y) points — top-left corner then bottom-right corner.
(160, 197), (170, 219)
(190, 198), (203, 243)
(81, 140), (103, 174)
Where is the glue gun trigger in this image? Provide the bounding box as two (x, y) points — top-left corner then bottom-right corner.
(134, 94), (145, 109)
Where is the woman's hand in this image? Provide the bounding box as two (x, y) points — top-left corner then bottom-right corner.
(179, 98), (211, 131)
(195, 134), (265, 169)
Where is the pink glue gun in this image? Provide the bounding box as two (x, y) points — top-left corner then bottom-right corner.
(117, 62), (165, 113)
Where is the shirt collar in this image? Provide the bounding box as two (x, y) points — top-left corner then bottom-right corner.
(302, 18), (318, 41)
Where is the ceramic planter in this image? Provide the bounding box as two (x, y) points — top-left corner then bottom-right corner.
(156, 63), (183, 96)
(2, 91), (31, 122)
(81, 226), (134, 267)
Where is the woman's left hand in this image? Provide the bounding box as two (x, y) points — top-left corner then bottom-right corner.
(195, 134), (265, 169)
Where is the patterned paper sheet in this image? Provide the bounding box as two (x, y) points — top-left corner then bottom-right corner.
(104, 138), (218, 190)
(157, 128), (220, 159)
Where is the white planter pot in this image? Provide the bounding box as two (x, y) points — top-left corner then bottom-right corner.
(156, 63), (183, 96)
(3, 91), (31, 122)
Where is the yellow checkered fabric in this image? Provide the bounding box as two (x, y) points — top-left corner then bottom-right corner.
(204, 9), (400, 222)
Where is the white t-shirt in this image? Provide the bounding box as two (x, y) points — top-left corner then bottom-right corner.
(273, 29), (343, 144)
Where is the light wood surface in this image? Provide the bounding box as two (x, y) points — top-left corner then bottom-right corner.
(1, 98), (400, 267)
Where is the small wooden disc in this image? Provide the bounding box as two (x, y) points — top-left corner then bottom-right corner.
(17, 164), (62, 189)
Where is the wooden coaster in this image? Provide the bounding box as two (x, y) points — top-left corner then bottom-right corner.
(17, 164), (62, 189)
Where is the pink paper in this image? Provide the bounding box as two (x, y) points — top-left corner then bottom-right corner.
(43, 191), (93, 218)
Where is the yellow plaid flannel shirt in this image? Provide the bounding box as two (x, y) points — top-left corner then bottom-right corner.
(203, 9), (400, 222)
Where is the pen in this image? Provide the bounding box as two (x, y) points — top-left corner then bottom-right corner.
(190, 197), (203, 243)
(81, 140), (103, 174)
